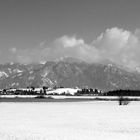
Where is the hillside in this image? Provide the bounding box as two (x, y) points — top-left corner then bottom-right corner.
(0, 60), (140, 91)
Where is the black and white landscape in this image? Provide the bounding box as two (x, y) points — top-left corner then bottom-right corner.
(1, 0), (140, 140)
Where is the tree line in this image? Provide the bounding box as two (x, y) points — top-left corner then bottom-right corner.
(104, 89), (140, 96)
(1, 87), (140, 96)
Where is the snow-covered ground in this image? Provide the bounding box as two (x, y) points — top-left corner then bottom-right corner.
(2, 95), (140, 100)
(0, 101), (140, 140)
(47, 88), (80, 95)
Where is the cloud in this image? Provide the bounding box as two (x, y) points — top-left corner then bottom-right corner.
(39, 40), (46, 47)
(15, 48), (43, 64)
(17, 55), (32, 64)
(11, 27), (140, 71)
(93, 27), (140, 70)
(57, 36), (84, 48)
(9, 47), (17, 53)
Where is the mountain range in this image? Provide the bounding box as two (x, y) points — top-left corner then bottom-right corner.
(0, 58), (140, 91)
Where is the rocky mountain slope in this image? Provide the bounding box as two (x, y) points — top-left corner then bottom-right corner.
(0, 60), (140, 91)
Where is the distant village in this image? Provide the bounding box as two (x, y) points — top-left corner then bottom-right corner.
(0, 86), (102, 96)
(0, 86), (140, 97)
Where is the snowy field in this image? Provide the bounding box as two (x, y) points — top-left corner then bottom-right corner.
(0, 101), (140, 140)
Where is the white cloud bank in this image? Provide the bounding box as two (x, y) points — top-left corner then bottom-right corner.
(92, 27), (140, 69)
(11, 27), (140, 71)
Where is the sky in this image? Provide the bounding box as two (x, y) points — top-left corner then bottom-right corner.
(0, 0), (140, 70)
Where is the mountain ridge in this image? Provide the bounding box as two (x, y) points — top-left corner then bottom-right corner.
(0, 60), (140, 91)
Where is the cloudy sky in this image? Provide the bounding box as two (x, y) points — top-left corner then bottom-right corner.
(0, 0), (140, 70)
